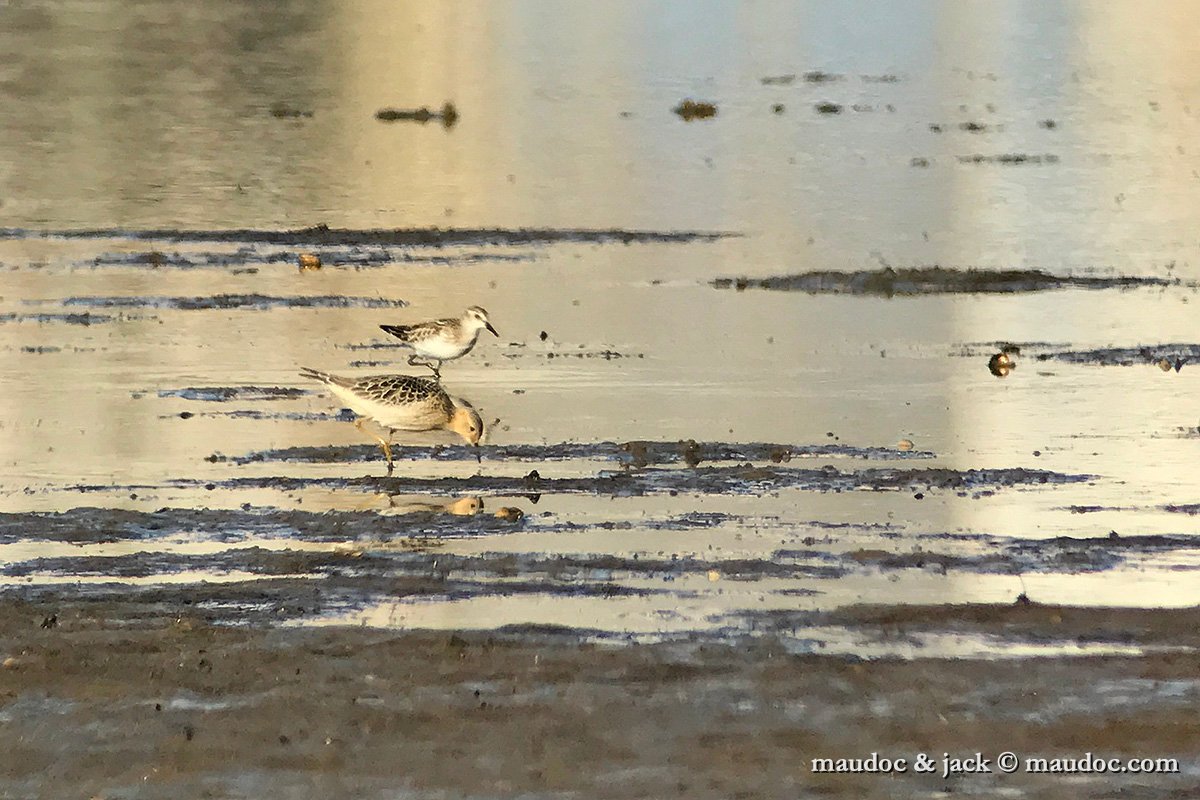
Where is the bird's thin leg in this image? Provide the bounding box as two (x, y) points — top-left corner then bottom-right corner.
(406, 354), (441, 379)
(356, 419), (395, 474)
(383, 430), (395, 475)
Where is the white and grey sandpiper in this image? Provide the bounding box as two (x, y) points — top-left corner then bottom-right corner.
(300, 367), (483, 473)
(379, 306), (498, 376)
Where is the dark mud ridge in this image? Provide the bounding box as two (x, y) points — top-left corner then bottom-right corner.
(15, 530), (1194, 582)
(1, 224), (735, 247)
(1065, 503), (1200, 515)
(81, 248), (537, 270)
(0, 507), (745, 547)
(56, 294), (408, 311)
(80, 464), (1091, 498)
(220, 440), (936, 467)
(713, 267), (1176, 296)
(957, 153), (1060, 165)
(4, 514), (1195, 627)
(0, 311), (120, 325)
(1035, 343), (1200, 367)
(157, 386), (309, 402)
(738, 602), (1200, 649)
(168, 409), (356, 422)
(846, 532), (1200, 575)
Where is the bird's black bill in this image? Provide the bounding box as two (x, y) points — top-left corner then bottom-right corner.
(486, 322), (499, 337)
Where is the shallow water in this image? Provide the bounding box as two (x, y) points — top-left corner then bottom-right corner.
(2, 0), (1200, 657)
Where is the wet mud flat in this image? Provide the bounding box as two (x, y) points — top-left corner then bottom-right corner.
(4, 223), (1200, 797)
(2, 599), (1200, 800)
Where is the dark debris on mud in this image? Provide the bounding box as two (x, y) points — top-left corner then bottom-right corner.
(713, 267), (1177, 296)
(375, 102), (459, 127)
(673, 100), (718, 121)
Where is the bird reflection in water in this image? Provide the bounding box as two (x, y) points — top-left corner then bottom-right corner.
(376, 494), (484, 516)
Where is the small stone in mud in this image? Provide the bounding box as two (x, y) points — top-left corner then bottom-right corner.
(494, 507), (524, 522)
(1157, 359), (1172, 372)
(539, 331), (548, 341)
(184, 725), (195, 742)
(959, 121), (988, 132)
(803, 71), (841, 83)
(814, 102), (843, 115)
(680, 439), (702, 468)
(914, 492), (925, 500)
(1014, 592), (1032, 606)
(897, 439), (914, 452)
(40, 614), (57, 629)
(772, 104), (785, 114)
(1033, 450), (1041, 457)
(1039, 119), (1058, 129)
(179, 411), (194, 419)
(673, 100), (717, 121)
(297, 253), (322, 271)
(910, 157), (930, 168)
(929, 123), (944, 133)
(760, 74), (796, 85)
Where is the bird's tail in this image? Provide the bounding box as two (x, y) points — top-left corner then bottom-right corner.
(299, 366), (352, 388)
(380, 324), (412, 342)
